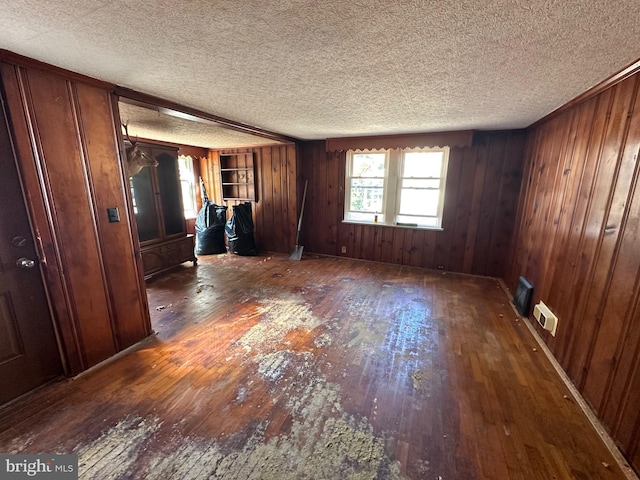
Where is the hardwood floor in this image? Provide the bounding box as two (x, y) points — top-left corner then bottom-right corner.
(0, 253), (631, 479)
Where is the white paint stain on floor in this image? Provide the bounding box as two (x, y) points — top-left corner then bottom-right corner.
(236, 297), (328, 353)
(73, 368), (403, 479)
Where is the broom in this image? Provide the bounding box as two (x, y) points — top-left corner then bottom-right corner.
(289, 180), (308, 260)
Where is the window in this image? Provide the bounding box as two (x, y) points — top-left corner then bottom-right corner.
(177, 155), (197, 219)
(129, 179), (138, 214)
(344, 147), (449, 229)
(345, 151), (387, 223)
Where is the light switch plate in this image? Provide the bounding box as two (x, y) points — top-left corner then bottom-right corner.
(107, 207), (120, 223)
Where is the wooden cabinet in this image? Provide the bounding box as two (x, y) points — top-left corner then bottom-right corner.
(220, 153), (256, 201)
(130, 142), (196, 278)
(140, 236), (196, 277)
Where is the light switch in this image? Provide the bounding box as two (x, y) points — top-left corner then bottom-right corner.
(107, 207), (120, 223)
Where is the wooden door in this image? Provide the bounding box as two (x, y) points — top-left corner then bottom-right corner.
(0, 93), (62, 405)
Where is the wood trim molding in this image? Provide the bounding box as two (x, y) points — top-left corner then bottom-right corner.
(177, 145), (209, 159)
(108, 93), (153, 342)
(127, 135), (208, 158)
(0, 49), (115, 91)
(325, 130), (474, 152)
(529, 57), (640, 130)
(116, 88), (299, 145)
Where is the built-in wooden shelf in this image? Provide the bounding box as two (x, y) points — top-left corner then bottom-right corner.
(220, 153), (256, 202)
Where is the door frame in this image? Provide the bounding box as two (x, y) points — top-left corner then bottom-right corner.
(0, 72), (66, 380)
(1, 63), (89, 375)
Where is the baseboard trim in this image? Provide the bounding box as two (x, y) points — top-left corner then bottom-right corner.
(497, 279), (638, 480)
(71, 332), (158, 381)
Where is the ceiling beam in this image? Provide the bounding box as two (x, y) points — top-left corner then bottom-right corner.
(116, 87), (299, 145)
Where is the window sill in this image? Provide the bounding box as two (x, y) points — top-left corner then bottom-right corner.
(341, 220), (444, 231)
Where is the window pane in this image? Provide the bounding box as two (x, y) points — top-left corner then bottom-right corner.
(403, 152), (443, 178)
(352, 153), (385, 177)
(181, 180), (197, 218)
(346, 211), (385, 223)
(402, 178), (440, 189)
(396, 214), (440, 228)
(399, 188), (440, 216)
(178, 155), (197, 218)
(350, 178), (383, 212)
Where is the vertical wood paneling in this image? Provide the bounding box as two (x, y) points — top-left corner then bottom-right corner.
(506, 130), (538, 290)
(421, 231), (437, 269)
(279, 146), (291, 247)
(408, 229), (424, 267)
(334, 150), (346, 255)
(299, 133), (525, 277)
(487, 135), (527, 277)
(632, 402), (640, 472)
(1, 63), (82, 374)
(201, 151), (221, 202)
(543, 99), (598, 357)
(380, 226), (394, 263)
(557, 93), (611, 368)
(435, 146), (464, 270)
(202, 144), (298, 255)
(271, 148), (283, 241)
(507, 72), (640, 473)
(20, 68), (116, 367)
(392, 228), (405, 264)
(401, 228), (413, 266)
(448, 147), (477, 273)
(462, 141), (489, 273)
(601, 180), (640, 442)
(584, 82), (640, 413)
(533, 112), (574, 304)
(325, 148), (339, 253)
(567, 79), (637, 387)
(78, 84), (151, 350)
(0, 61), (150, 373)
(315, 143), (329, 253)
(256, 147), (271, 246)
(362, 222), (376, 260)
(471, 136), (507, 274)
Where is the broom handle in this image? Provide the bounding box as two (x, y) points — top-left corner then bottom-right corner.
(199, 176), (209, 203)
(296, 180), (308, 244)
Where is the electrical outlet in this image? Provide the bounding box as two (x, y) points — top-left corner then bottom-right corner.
(341, 246), (347, 253)
(533, 301), (558, 336)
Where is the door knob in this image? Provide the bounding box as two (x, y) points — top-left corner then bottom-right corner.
(16, 257), (36, 268)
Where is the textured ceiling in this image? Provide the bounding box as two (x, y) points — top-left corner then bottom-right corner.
(118, 102), (284, 149)
(1, 0), (639, 146)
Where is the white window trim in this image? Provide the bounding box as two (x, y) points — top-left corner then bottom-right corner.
(344, 149), (388, 223)
(178, 155), (198, 219)
(344, 147), (449, 230)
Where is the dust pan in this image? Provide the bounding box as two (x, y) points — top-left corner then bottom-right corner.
(289, 180), (308, 260)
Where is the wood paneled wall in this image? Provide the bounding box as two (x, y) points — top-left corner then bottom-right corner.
(199, 144), (298, 254)
(0, 60), (151, 375)
(298, 132), (526, 277)
(508, 71), (640, 470)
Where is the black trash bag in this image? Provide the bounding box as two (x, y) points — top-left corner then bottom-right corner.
(194, 177), (228, 255)
(195, 201), (228, 255)
(225, 202), (258, 256)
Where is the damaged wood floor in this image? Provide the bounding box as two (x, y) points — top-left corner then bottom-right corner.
(0, 253), (630, 479)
